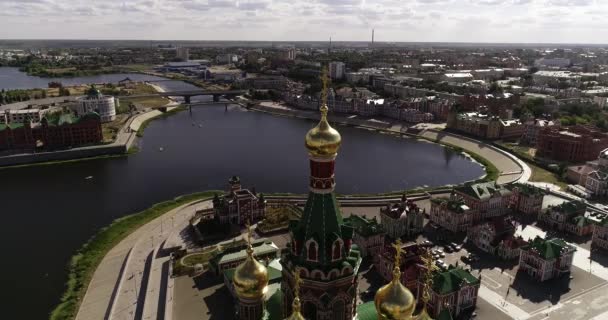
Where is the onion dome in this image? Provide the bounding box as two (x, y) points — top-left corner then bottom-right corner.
(374, 265), (416, 319)
(233, 240), (269, 300)
(305, 104), (341, 157)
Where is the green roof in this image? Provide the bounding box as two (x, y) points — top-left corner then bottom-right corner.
(0, 123), (25, 131)
(42, 111), (100, 126)
(344, 215), (384, 237)
(510, 183), (544, 196)
(433, 266), (480, 295)
(292, 192), (350, 265)
(571, 215), (593, 227)
(455, 181), (511, 200)
(356, 301), (378, 320)
(431, 197), (470, 214)
(523, 236), (575, 260)
(551, 200), (587, 216)
(266, 288), (283, 320)
(437, 309), (453, 320)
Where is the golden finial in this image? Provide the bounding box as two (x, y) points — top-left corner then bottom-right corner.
(420, 248), (438, 304)
(320, 67), (329, 114)
(304, 66), (342, 157)
(392, 239), (404, 274)
(286, 269), (305, 320)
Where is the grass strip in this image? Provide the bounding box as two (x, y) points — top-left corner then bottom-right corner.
(49, 190), (220, 320)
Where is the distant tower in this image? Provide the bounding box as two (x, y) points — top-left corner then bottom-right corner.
(372, 29), (375, 48)
(329, 36), (332, 54)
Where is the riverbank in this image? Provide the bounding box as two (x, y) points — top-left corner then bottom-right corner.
(0, 81), (180, 168)
(51, 191), (220, 320)
(251, 102), (527, 185)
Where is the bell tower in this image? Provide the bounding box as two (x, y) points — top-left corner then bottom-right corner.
(281, 68), (362, 320)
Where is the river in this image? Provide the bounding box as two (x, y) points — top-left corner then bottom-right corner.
(0, 67), (484, 319)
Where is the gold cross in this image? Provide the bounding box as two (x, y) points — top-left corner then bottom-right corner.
(420, 248), (438, 304)
(320, 67), (329, 106)
(392, 239), (405, 267)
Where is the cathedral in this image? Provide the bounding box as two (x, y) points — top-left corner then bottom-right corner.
(230, 71), (435, 320)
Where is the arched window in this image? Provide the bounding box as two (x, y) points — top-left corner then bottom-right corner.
(308, 242), (317, 261)
(333, 241), (342, 260)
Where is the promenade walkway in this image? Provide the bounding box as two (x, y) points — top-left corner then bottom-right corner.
(75, 200), (211, 320)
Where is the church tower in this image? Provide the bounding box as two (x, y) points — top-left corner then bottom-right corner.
(281, 69), (362, 320)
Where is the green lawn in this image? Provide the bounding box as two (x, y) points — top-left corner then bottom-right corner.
(528, 162), (568, 190)
(50, 191), (220, 320)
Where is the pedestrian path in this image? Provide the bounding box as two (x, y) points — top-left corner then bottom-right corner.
(478, 285), (530, 320)
(76, 200), (209, 320)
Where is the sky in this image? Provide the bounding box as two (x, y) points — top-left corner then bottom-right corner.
(0, 0), (606, 43)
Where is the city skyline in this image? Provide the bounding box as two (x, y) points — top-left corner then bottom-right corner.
(1, 0), (608, 44)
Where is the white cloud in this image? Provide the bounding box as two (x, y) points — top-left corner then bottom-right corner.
(0, 0), (605, 43)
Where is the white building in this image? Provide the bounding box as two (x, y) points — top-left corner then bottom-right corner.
(534, 58), (571, 68)
(443, 73), (474, 83)
(74, 87), (116, 123)
(2, 109), (45, 124)
(329, 61), (345, 80)
(216, 54), (238, 65)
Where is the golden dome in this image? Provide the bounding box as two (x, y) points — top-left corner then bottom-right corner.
(305, 104), (342, 157)
(233, 245), (269, 300)
(415, 307), (434, 320)
(285, 296), (306, 320)
(374, 267), (416, 320)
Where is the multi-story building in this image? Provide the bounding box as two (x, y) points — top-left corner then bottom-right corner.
(329, 61), (345, 80)
(521, 119), (559, 146)
(508, 183), (544, 215)
(467, 217), (523, 259)
(344, 214), (385, 258)
(518, 236), (575, 282)
(74, 87), (116, 123)
(0, 112), (102, 151)
(379, 195), (425, 239)
(241, 76), (287, 90)
(216, 53), (238, 65)
(175, 47), (189, 61)
(592, 217), (608, 250)
(415, 266), (481, 319)
(3, 109), (46, 124)
(534, 58), (571, 68)
(429, 193), (473, 233)
(212, 176), (266, 225)
(538, 200), (587, 234)
(455, 181), (512, 221)
(448, 111), (524, 140)
(461, 93), (520, 118)
(536, 125), (608, 163)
